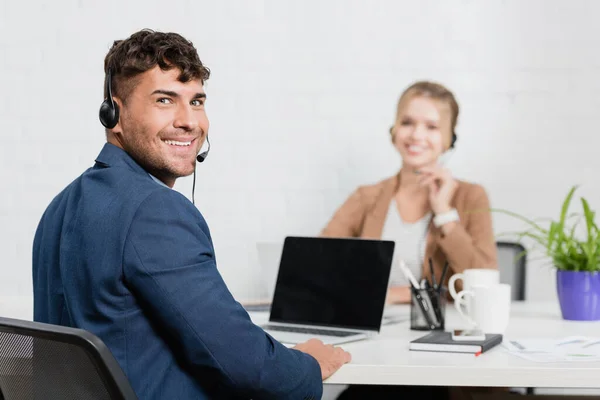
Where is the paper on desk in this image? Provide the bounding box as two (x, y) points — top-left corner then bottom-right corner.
(502, 336), (600, 363)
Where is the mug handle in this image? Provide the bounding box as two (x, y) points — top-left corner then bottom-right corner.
(455, 290), (476, 326)
(448, 273), (464, 303)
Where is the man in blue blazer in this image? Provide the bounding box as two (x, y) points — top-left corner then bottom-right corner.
(32, 29), (350, 399)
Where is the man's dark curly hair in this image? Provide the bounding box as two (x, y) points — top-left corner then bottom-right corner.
(103, 29), (211, 102)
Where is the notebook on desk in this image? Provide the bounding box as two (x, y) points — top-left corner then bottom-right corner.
(261, 236), (395, 345)
(409, 331), (503, 355)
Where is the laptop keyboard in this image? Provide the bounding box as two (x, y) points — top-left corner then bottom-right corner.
(263, 324), (358, 337)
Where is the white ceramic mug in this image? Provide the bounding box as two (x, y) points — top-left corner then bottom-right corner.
(448, 269), (500, 314)
(455, 283), (511, 333)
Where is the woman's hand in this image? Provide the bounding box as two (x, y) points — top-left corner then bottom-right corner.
(385, 286), (412, 304)
(417, 165), (458, 215)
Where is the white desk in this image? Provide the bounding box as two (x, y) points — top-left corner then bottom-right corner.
(5, 297), (600, 389)
(251, 301), (600, 389)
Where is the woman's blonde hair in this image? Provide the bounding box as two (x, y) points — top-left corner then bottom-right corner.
(390, 80), (459, 149)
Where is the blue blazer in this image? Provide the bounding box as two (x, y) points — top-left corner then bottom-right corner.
(33, 143), (322, 400)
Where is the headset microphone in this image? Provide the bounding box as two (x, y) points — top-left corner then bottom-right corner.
(192, 135), (210, 205)
(196, 136), (210, 162)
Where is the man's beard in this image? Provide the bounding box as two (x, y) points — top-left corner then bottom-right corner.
(123, 128), (190, 183)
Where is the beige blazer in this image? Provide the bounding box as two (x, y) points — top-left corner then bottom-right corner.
(321, 172), (504, 399)
(320, 172), (498, 291)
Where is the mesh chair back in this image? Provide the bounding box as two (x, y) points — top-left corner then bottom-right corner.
(0, 317), (137, 400)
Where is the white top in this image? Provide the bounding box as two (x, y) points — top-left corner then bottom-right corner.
(380, 199), (431, 287)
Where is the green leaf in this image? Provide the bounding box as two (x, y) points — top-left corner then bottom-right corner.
(556, 186), (578, 241)
(490, 208), (549, 234)
(492, 185), (600, 272)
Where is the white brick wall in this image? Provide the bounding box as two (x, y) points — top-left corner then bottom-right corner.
(4, 0), (600, 397)
(2, 0), (600, 308)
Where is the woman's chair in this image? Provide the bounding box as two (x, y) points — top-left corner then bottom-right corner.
(496, 241), (527, 301)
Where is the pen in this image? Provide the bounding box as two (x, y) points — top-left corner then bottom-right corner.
(410, 285), (437, 329)
(510, 341), (526, 351)
(429, 257), (443, 324)
(398, 260), (420, 289)
(427, 259), (442, 324)
(428, 258), (437, 290)
(438, 261), (449, 294)
(399, 260), (437, 329)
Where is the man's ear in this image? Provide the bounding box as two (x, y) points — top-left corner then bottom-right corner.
(110, 97), (124, 134)
(389, 126), (395, 144)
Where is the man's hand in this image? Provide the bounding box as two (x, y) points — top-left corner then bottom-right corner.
(293, 338), (352, 380)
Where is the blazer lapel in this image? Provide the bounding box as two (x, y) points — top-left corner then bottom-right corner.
(360, 174), (399, 239)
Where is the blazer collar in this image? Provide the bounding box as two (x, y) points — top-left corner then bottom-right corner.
(94, 142), (149, 177)
(368, 172), (401, 219)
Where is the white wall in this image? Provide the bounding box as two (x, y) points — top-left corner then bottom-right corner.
(2, 0), (600, 305)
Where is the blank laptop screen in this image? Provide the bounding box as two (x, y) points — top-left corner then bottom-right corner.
(269, 236), (395, 331)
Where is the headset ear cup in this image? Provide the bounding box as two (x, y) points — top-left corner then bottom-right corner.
(99, 68), (120, 129)
(112, 102), (120, 126)
(99, 100), (120, 129)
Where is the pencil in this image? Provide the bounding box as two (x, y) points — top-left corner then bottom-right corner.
(438, 261), (450, 293)
(428, 258), (437, 290)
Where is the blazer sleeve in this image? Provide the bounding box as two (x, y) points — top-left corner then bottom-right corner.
(320, 188), (366, 238)
(435, 184), (498, 273)
(123, 189), (322, 400)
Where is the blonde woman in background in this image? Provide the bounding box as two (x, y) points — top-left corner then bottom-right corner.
(322, 80), (497, 304)
(325, 81), (500, 400)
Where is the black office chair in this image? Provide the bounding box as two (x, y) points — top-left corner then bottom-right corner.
(496, 241), (527, 301)
(0, 317), (138, 400)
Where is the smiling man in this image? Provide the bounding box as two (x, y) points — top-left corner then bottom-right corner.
(32, 29), (350, 400)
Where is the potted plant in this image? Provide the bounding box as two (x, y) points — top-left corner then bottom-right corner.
(494, 185), (600, 321)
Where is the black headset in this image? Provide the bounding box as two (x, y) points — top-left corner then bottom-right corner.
(98, 67), (210, 163)
(450, 132), (457, 149)
(99, 68), (120, 129)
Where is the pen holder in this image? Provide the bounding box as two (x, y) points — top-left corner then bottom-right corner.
(410, 287), (446, 331)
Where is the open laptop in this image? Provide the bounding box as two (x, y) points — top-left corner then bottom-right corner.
(256, 242), (283, 301)
(261, 236), (395, 345)
(240, 242), (282, 312)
